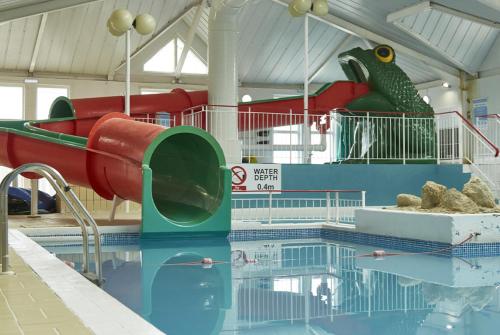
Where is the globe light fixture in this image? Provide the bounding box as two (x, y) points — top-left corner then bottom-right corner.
(108, 9), (134, 35)
(288, 0), (329, 17)
(134, 13), (156, 35)
(312, 0), (329, 16)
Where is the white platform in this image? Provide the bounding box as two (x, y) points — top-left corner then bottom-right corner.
(355, 208), (500, 244)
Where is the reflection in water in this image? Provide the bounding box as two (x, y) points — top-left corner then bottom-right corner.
(151, 254), (225, 335)
(46, 239), (500, 335)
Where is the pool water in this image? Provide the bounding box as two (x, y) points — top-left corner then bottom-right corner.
(45, 238), (500, 335)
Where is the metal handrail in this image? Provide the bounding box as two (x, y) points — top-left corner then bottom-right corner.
(437, 111), (500, 157)
(0, 163), (102, 284)
(232, 189), (366, 225)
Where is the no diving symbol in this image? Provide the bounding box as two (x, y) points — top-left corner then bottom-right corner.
(231, 166), (247, 186)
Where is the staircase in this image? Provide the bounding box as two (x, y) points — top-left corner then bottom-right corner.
(436, 112), (500, 198)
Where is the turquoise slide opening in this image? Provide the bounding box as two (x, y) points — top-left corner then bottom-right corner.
(148, 131), (225, 226)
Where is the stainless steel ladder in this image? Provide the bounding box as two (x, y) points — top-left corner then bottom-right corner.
(0, 163), (103, 285)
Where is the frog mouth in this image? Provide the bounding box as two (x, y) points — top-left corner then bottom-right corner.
(339, 56), (369, 83)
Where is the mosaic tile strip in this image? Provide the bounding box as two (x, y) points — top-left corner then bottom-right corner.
(228, 228), (322, 241)
(24, 228), (500, 257)
(321, 229), (500, 258)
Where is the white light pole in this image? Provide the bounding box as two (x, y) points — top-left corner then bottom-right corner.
(288, 0), (329, 163)
(107, 10), (156, 116)
(125, 29), (131, 116)
(304, 13), (309, 163)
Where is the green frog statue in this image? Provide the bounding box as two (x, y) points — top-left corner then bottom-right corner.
(336, 45), (436, 163)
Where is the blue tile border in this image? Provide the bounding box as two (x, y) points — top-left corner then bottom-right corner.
(25, 228), (500, 258)
(228, 228), (321, 241)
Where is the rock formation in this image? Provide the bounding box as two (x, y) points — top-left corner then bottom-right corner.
(421, 181), (447, 209)
(394, 177), (499, 214)
(441, 188), (480, 213)
(396, 194), (422, 207)
(462, 177), (496, 208)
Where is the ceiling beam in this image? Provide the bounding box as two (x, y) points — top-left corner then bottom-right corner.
(240, 82), (304, 90)
(0, 0), (102, 24)
(112, 3), (200, 78)
(415, 79), (445, 90)
(29, 13), (48, 73)
(477, 0), (500, 12)
(386, 1), (432, 23)
(391, 21), (477, 76)
(387, 1), (500, 29)
(0, 68), (209, 87)
(430, 2), (500, 29)
(309, 35), (353, 83)
(175, 1), (205, 78)
(362, 38), (376, 49)
(271, 0), (460, 78)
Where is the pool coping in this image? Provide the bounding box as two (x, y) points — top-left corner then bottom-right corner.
(8, 229), (164, 335)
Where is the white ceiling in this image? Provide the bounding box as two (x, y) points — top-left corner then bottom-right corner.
(0, 0), (498, 87)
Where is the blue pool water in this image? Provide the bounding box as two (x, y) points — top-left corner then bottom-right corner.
(44, 237), (500, 335)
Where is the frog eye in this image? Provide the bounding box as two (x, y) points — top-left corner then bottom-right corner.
(374, 45), (395, 63)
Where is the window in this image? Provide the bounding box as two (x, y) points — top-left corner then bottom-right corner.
(140, 88), (171, 95)
(0, 85), (23, 120)
(144, 38), (207, 74)
(36, 87), (69, 120)
(273, 125), (302, 164)
(272, 117), (336, 164)
(178, 39), (207, 74)
(0, 85), (24, 185)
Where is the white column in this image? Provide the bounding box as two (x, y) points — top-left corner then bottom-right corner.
(29, 179), (40, 218)
(208, 0), (249, 164)
(303, 14), (310, 164)
(125, 29), (131, 116)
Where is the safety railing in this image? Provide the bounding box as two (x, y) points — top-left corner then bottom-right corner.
(133, 115), (176, 128)
(182, 105), (333, 164)
(231, 189), (366, 224)
(475, 114), (500, 148)
(132, 107), (500, 187)
(0, 163), (103, 285)
(436, 112), (500, 195)
(335, 111), (437, 163)
(472, 115), (500, 197)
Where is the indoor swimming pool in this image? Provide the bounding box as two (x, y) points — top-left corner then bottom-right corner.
(41, 236), (500, 335)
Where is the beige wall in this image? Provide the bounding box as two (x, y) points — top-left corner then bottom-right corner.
(60, 185), (141, 215)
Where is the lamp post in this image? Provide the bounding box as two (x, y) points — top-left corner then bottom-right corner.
(288, 0), (329, 163)
(107, 10), (156, 116)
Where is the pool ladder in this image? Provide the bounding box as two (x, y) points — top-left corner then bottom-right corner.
(0, 163), (103, 285)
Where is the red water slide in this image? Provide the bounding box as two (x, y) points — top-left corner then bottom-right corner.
(42, 82), (370, 136)
(0, 114), (162, 202)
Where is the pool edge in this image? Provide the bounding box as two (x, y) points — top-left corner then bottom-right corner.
(8, 229), (164, 335)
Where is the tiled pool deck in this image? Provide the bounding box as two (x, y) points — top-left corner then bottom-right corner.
(0, 249), (91, 335)
(3, 214), (163, 335)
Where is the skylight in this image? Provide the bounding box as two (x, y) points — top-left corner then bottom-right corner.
(143, 38), (207, 75)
